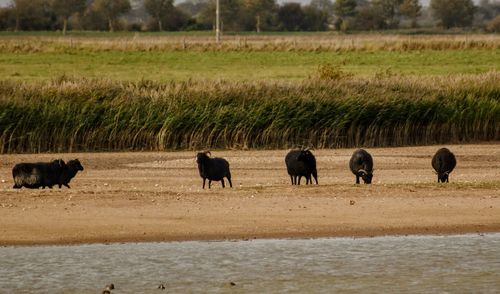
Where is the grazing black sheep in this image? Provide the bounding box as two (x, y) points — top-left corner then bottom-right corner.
(349, 149), (374, 184)
(432, 148), (457, 183)
(59, 159), (84, 188)
(285, 148), (318, 185)
(196, 151), (232, 189)
(12, 159), (66, 189)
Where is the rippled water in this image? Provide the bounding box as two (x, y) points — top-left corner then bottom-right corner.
(1, 234), (500, 293)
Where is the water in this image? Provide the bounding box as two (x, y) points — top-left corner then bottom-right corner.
(1, 234), (500, 293)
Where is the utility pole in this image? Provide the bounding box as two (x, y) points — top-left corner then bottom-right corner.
(216, 0), (221, 43)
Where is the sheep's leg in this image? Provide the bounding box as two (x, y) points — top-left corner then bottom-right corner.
(356, 176), (360, 184)
(209, 180), (212, 189)
(313, 171), (318, 184)
(202, 178), (206, 189)
(227, 177), (233, 188)
(298, 176), (302, 185)
(221, 179), (225, 188)
(290, 175), (294, 185)
(64, 184), (71, 188)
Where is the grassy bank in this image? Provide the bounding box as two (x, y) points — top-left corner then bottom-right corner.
(0, 73), (498, 153)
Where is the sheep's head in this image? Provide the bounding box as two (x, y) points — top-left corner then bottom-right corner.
(437, 171), (450, 183)
(69, 159), (84, 171)
(297, 148), (314, 162)
(196, 151), (211, 164)
(357, 169), (373, 184)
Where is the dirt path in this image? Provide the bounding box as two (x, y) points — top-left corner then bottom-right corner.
(1, 144), (499, 246)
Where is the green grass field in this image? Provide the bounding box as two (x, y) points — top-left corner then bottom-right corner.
(0, 50), (498, 81)
(0, 32), (498, 81)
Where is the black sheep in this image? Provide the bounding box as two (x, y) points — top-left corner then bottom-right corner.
(349, 149), (374, 184)
(285, 148), (318, 185)
(432, 148), (456, 183)
(59, 159), (84, 188)
(12, 159), (66, 189)
(196, 151), (232, 189)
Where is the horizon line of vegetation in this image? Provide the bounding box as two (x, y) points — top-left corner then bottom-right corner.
(1, 34), (499, 53)
(1, 0), (498, 34)
(0, 72), (499, 154)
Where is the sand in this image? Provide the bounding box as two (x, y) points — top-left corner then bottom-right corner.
(0, 144), (499, 246)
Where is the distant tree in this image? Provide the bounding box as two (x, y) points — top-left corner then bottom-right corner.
(430, 0), (475, 28)
(0, 7), (15, 30)
(353, 2), (385, 30)
(92, 0), (131, 32)
(486, 14), (500, 32)
(475, 0), (500, 27)
(333, 0), (356, 30)
(74, 6), (108, 31)
(278, 3), (304, 31)
(177, 0), (210, 17)
(310, 0), (334, 16)
(302, 5), (329, 30)
(51, 0), (87, 35)
(243, 0), (277, 32)
(372, 0), (404, 29)
(145, 0), (174, 31)
(399, 0), (421, 27)
(477, 0), (500, 20)
(13, 0), (29, 31)
(310, 0), (333, 28)
(12, 0), (56, 31)
(159, 6), (192, 30)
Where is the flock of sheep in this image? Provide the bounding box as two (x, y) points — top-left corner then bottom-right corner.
(196, 147), (457, 188)
(11, 148), (456, 189)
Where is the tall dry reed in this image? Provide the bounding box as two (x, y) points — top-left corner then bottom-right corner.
(0, 72), (499, 153)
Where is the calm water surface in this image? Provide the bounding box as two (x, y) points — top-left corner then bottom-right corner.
(1, 234), (500, 293)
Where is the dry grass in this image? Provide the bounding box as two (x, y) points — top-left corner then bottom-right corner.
(0, 33), (499, 53)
